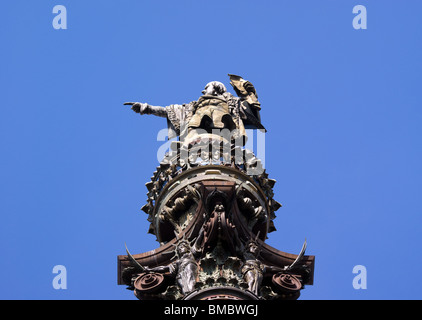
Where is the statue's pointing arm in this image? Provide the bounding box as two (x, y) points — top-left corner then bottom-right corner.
(143, 264), (171, 273)
(124, 102), (167, 118)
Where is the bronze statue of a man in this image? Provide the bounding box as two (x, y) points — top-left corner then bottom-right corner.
(142, 236), (203, 295)
(241, 240), (265, 295)
(124, 75), (265, 144)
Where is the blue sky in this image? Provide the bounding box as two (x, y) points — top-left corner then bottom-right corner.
(1, 1), (421, 300)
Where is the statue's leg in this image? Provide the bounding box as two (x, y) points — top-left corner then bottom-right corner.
(245, 271), (255, 292)
(184, 264), (198, 293)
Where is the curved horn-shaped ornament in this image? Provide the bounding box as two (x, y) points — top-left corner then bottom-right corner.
(285, 239), (307, 271)
(125, 242), (145, 272)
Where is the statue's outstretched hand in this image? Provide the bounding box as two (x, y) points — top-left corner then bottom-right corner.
(124, 102), (144, 114)
(124, 102), (166, 118)
(143, 266), (151, 273)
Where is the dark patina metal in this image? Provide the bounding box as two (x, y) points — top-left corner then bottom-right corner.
(118, 75), (315, 300)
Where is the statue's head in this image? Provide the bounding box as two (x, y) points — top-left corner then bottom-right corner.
(245, 232), (261, 257)
(247, 241), (259, 256)
(172, 231), (194, 257)
(176, 241), (191, 255)
(213, 201), (225, 213)
(202, 81), (227, 96)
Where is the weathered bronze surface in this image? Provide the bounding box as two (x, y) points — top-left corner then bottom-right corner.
(118, 75), (315, 300)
